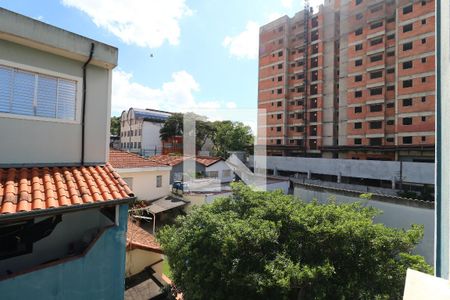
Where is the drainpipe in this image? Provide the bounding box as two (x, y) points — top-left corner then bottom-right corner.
(81, 43), (95, 165)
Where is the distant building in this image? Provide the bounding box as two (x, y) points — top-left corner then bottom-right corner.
(120, 108), (172, 156)
(258, 0), (435, 162)
(148, 154), (234, 183)
(0, 8), (134, 299)
(109, 149), (172, 201)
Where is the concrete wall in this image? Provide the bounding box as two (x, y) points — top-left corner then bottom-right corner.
(205, 161), (234, 183)
(125, 248), (163, 277)
(249, 155), (434, 184)
(0, 208), (112, 275)
(0, 39), (113, 166)
(117, 168), (171, 201)
(293, 184), (434, 264)
(170, 161), (205, 183)
(0, 204), (129, 300)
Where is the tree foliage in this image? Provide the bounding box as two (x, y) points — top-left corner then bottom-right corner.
(211, 120), (253, 158)
(110, 116), (121, 135)
(159, 113), (253, 156)
(158, 183), (432, 300)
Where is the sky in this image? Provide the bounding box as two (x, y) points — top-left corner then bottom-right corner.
(0, 0), (324, 131)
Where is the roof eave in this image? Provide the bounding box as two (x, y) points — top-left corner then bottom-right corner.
(0, 196), (136, 223)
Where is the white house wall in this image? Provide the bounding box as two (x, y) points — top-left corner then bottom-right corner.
(205, 161), (234, 183)
(117, 168), (171, 201)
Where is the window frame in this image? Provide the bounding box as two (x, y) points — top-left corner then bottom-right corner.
(0, 59), (82, 124)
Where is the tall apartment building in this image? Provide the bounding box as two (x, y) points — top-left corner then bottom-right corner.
(258, 0), (435, 162)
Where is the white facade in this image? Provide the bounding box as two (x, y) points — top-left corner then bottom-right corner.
(120, 108), (171, 155)
(116, 167), (171, 201)
(205, 160), (234, 183)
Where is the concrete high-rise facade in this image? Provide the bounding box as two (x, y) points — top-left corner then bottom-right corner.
(258, 0), (435, 162)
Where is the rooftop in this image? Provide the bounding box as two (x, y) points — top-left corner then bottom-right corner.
(148, 154), (222, 167)
(127, 219), (162, 253)
(0, 163), (133, 218)
(109, 149), (169, 169)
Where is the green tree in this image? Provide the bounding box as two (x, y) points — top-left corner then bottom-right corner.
(158, 183), (432, 300)
(110, 116), (121, 135)
(160, 112), (215, 151)
(212, 120), (253, 157)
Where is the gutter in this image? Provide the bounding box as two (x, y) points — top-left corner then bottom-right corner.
(81, 43), (95, 165)
(0, 196), (135, 223)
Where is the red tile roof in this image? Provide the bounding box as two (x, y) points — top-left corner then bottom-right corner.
(0, 163), (134, 215)
(148, 155), (222, 167)
(127, 220), (162, 253)
(109, 149), (168, 169)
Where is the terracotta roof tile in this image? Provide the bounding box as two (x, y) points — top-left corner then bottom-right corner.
(148, 154), (222, 167)
(127, 220), (162, 253)
(0, 163), (134, 215)
(109, 149), (168, 169)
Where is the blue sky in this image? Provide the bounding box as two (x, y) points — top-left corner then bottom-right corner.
(0, 0), (323, 129)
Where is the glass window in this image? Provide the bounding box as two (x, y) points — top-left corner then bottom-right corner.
(156, 175), (162, 188)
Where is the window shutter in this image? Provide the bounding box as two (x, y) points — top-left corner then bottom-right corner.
(57, 79), (76, 120)
(0, 66), (13, 113)
(11, 70), (35, 116)
(36, 75), (57, 118)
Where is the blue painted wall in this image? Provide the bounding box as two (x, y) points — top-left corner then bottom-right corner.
(0, 204), (129, 300)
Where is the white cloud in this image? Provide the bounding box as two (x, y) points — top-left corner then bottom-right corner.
(281, 0), (293, 8)
(111, 70), (256, 131)
(222, 21), (259, 60)
(61, 0), (192, 48)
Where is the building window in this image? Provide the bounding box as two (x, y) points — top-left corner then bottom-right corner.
(354, 122), (362, 129)
(422, 38), (426, 44)
(369, 121), (382, 129)
(403, 98), (413, 106)
(370, 21), (383, 30)
(387, 102), (395, 108)
(369, 138), (382, 146)
(387, 85), (395, 91)
(278, 51), (283, 57)
(422, 77), (427, 83)
(387, 16), (395, 23)
(421, 0), (426, 5)
(276, 127), (282, 132)
(355, 44), (363, 51)
(355, 75), (363, 82)
(278, 63), (283, 69)
(354, 138), (362, 145)
(386, 137), (395, 143)
(403, 5), (413, 14)
(0, 220), (34, 259)
(277, 114), (282, 120)
(403, 42), (413, 51)
(370, 37), (383, 46)
(387, 68), (395, 74)
(387, 51), (395, 57)
(370, 70), (383, 79)
(403, 80), (413, 88)
(387, 34), (395, 40)
(422, 57), (427, 63)
(403, 61), (413, 69)
(370, 87), (383, 96)
(403, 23), (413, 33)
(276, 139), (282, 145)
(355, 59), (363, 66)
(402, 117), (413, 125)
(278, 76), (283, 82)
(422, 116), (426, 122)
(403, 136), (413, 144)
(277, 88), (283, 94)
(354, 106), (362, 113)
(355, 90), (362, 98)
(370, 54), (383, 62)
(355, 0), (362, 5)
(156, 175), (162, 188)
(355, 28), (363, 36)
(0, 65), (77, 121)
(422, 96), (427, 102)
(277, 101), (282, 107)
(387, 120), (395, 125)
(370, 104), (383, 112)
